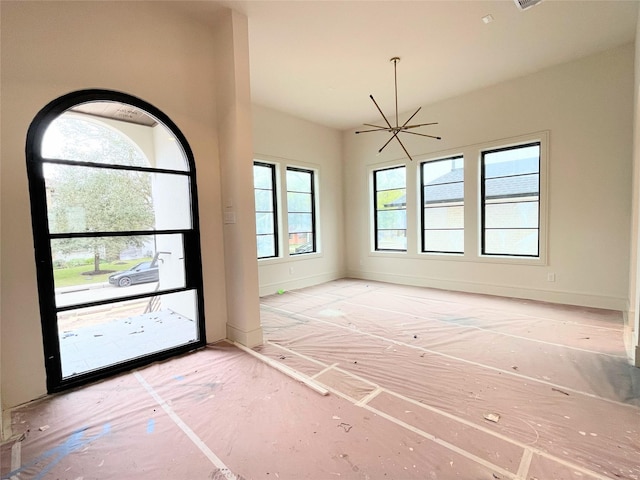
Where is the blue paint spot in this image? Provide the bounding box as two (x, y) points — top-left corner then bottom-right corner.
(174, 375), (185, 381)
(2, 423), (111, 480)
(147, 418), (155, 434)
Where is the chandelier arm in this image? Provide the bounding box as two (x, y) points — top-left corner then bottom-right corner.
(402, 122), (439, 129)
(395, 135), (414, 161)
(369, 95), (394, 130)
(377, 133), (398, 154)
(400, 107), (422, 129)
(402, 130), (442, 140)
(356, 127), (394, 134)
(363, 123), (391, 129)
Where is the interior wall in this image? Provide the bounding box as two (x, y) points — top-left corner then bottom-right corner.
(212, 10), (263, 347)
(628, 9), (640, 367)
(252, 105), (345, 296)
(344, 44), (634, 311)
(0, 1), (230, 412)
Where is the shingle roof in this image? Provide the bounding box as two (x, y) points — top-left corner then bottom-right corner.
(385, 157), (539, 207)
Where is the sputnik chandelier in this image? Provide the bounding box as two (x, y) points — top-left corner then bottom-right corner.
(356, 57), (441, 161)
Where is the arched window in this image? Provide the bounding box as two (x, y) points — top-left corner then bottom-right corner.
(26, 90), (206, 393)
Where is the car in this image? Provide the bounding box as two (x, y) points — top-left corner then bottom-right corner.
(294, 242), (314, 254)
(108, 260), (159, 287)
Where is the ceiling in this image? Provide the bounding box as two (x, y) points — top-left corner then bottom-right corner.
(176, 0), (639, 131)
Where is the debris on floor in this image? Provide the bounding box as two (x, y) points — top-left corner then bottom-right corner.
(483, 413), (501, 423)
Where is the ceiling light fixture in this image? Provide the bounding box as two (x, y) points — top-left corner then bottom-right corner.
(355, 57), (441, 161)
(482, 14), (494, 24)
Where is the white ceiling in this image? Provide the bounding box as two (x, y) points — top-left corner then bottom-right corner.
(178, 0), (639, 130)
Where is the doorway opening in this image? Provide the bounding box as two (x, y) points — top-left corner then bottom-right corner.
(26, 90), (206, 392)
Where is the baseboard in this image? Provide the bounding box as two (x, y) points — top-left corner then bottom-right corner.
(259, 271), (344, 297)
(346, 270), (627, 311)
(226, 324), (263, 348)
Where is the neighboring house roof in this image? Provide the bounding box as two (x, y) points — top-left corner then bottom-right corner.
(384, 157), (539, 207)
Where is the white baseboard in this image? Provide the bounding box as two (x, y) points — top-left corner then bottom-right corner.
(226, 324), (263, 348)
(346, 270), (627, 311)
(259, 271), (344, 297)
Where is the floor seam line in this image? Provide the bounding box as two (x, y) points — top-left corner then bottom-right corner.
(133, 371), (237, 480)
(265, 305), (639, 409)
(341, 300), (627, 359)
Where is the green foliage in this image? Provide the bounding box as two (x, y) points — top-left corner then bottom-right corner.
(46, 115), (155, 273)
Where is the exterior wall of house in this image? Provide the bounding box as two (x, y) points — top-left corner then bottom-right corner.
(252, 105), (346, 296)
(0, 2), (249, 413)
(344, 44), (634, 312)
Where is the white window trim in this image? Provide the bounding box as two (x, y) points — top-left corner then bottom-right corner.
(367, 131), (549, 266)
(475, 131), (549, 266)
(370, 162), (409, 254)
(254, 159), (282, 262)
(253, 154), (323, 263)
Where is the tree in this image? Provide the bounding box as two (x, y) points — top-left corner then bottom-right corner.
(45, 115), (155, 273)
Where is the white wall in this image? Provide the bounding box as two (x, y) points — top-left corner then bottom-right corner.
(627, 9), (640, 366)
(252, 105), (345, 295)
(344, 44), (634, 311)
(0, 1), (233, 412)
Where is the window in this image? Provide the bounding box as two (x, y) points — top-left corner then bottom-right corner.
(253, 162), (278, 259)
(374, 166), (407, 251)
(286, 167), (316, 255)
(421, 156), (464, 253)
(26, 90), (206, 393)
(481, 142), (540, 257)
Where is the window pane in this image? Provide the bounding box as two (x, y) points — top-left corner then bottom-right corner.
(255, 189), (274, 212)
(374, 166), (406, 252)
(256, 212), (274, 235)
(288, 213), (313, 233)
(485, 201), (539, 229)
(422, 157), (464, 254)
(254, 162), (277, 259)
(52, 233), (186, 308)
(257, 235), (276, 258)
(58, 289), (198, 378)
(424, 230), (464, 253)
(287, 192), (312, 212)
(376, 168), (405, 190)
(286, 169), (311, 192)
(484, 173), (539, 198)
(482, 143), (540, 257)
(378, 210), (407, 229)
(45, 163), (192, 233)
(286, 167), (315, 254)
(377, 230), (406, 250)
(422, 157), (463, 185)
(424, 205), (464, 229)
(485, 229), (539, 256)
(376, 189), (406, 211)
(253, 164), (274, 189)
(42, 107), (188, 171)
(289, 232), (314, 254)
(484, 145), (539, 178)
(424, 182), (464, 203)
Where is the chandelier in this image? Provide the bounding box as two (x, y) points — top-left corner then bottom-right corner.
(356, 57), (441, 161)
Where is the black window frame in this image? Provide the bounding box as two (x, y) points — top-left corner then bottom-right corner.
(373, 165), (407, 252)
(286, 166), (317, 256)
(420, 156), (464, 254)
(480, 142), (541, 258)
(25, 89), (206, 394)
(253, 161), (279, 259)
